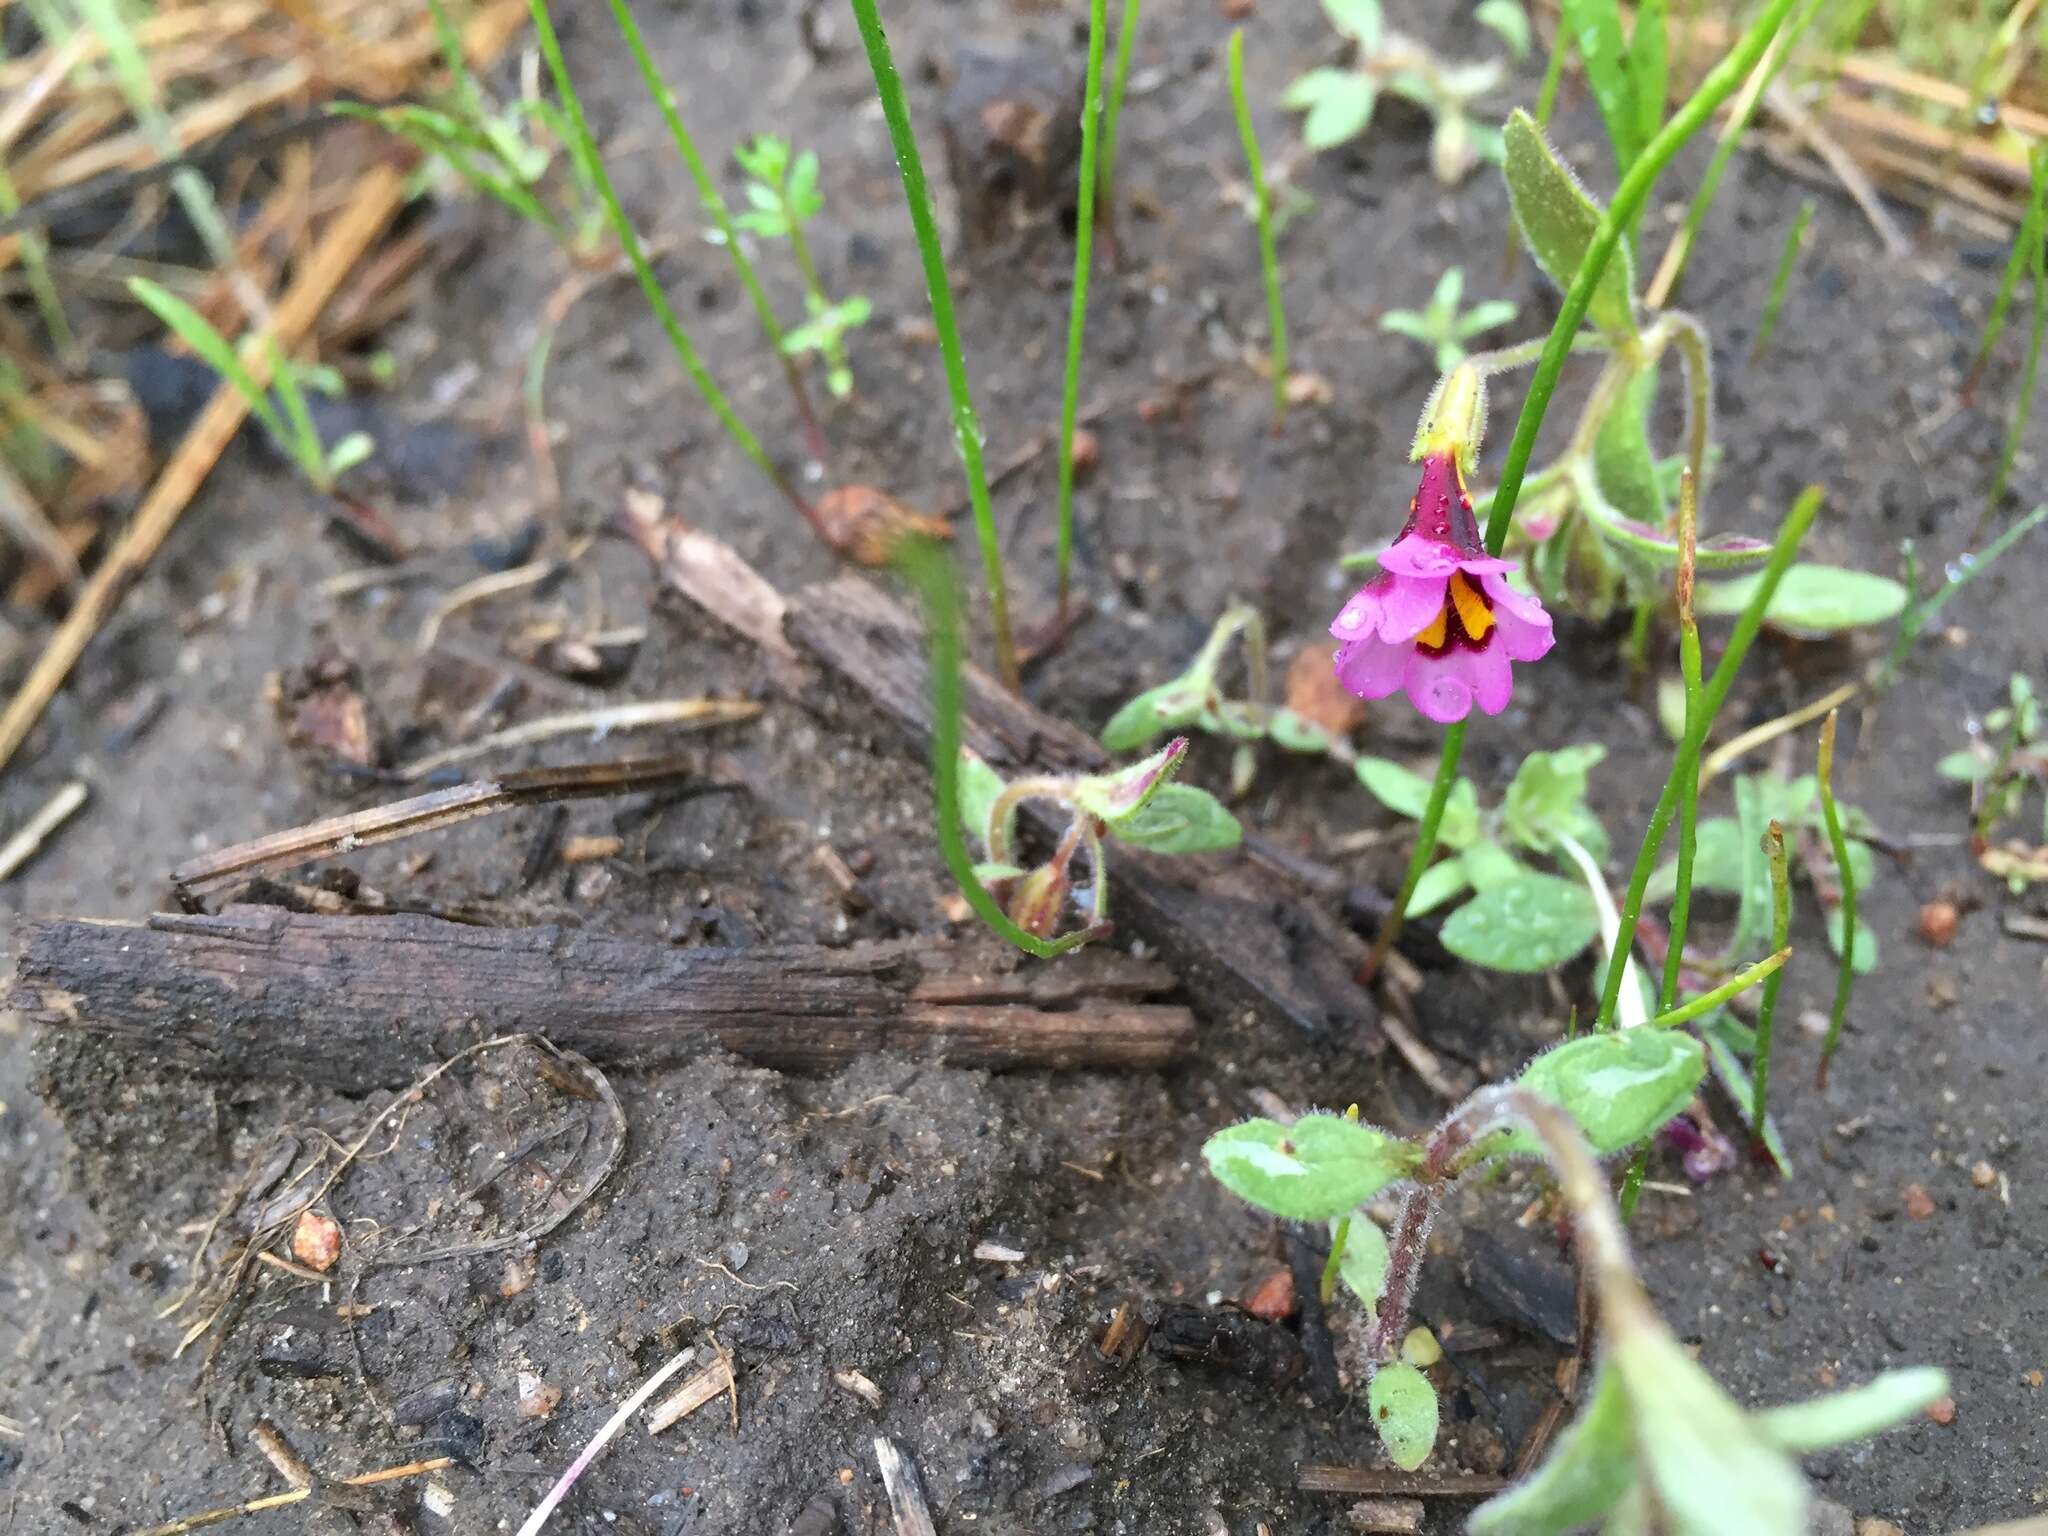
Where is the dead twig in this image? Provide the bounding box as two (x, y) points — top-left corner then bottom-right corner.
(0, 779), (87, 882)
(171, 756), (702, 896)
(135, 1455), (453, 1536)
(873, 1437), (939, 1536)
(514, 1346), (704, 1536)
(393, 698), (759, 783)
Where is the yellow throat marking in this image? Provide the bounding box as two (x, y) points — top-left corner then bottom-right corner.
(1417, 572), (1493, 649)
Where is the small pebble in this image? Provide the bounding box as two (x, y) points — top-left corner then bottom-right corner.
(1925, 1395), (1957, 1425)
(1903, 1183), (1936, 1220)
(290, 1209), (342, 1273)
(1242, 1269), (1295, 1321)
(517, 1372), (562, 1420)
(1971, 1160), (1998, 1189)
(1918, 899), (1959, 947)
(2022, 1369), (2043, 1388)
(1855, 1521), (1905, 1536)
(726, 1242), (750, 1272)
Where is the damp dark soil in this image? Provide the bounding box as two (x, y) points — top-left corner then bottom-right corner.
(4, 2), (2046, 1533)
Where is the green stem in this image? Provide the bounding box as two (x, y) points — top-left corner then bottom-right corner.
(1590, 485), (1821, 1032)
(1367, 0), (1800, 977)
(1965, 143), (2048, 402)
(848, 0), (1019, 691)
(1647, 946), (1790, 1029)
(1987, 145), (2048, 519)
(1750, 199), (1812, 363)
(1660, 468), (1704, 1011)
(1814, 711), (1858, 1089)
(528, 0), (812, 527)
(1097, 0), (1143, 225)
(1750, 820), (1791, 1148)
(1227, 30), (1288, 425)
(1617, 1146), (1649, 1222)
(896, 538), (1099, 958)
(1482, 0), (1802, 555)
(1056, 0), (1109, 620)
(783, 214), (852, 393)
(609, 0), (827, 463)
(1661, 313), (1713, 499)
(1883, 503), (2048, 681)
(1320, 1216), (1351, 1305)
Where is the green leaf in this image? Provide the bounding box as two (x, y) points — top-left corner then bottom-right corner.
(1203, 1114), (1422, 1222)
(1369, 1362), (1439, 1471)
(1108, 784), (1244, 855)
(1560, 0), (1643, 174)
(1501, 112), (1637, 337)
(1461, 839), (1535, 890)
(1333, 1216), (1391, 1305)
(1475, 0), (1533, 58)
(1407, 857), (1472, 917)
(1280, 66), (1354, 111)
(1703, 1028), (1791, 1177)
(972, 861), (1025, 884)
(786, 149), (822, 222)
(1513, 1027), (1705, 1156)
(1611, 1318), (1809, 1536)
(1754, 1368), (1950, 1452)
(1470, 1366), (1635, 1534)
(1729, 776), (1775, 960)
(958, 749), (1009, 855)
(1440, 873), (1601, 972)
(1319, 0), (1381, 47)
(1504, 745), (1608, 853)
(1298, 74), (1377, 151)
(1354, 756), (1434, 819)
(1694, 564), (1910, 634)
(325, 431), (375, 477)
(1101, 681), (1209, 753)
(1439, 778), (1483, 850)
(1629, 0), (1669, 155)
(1593, 368), (1666, 529)
(1267, 707), (1334, 753)
(1826, 906), (1878, 974)
(127, 277), (288, 451)
(1937, 747), (1992, 783)
(1073, 740), (1188, 823)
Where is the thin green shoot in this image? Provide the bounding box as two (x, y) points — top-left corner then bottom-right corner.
(0, 164), (71, 353)
(896, 537), (1096, 958)
(1814, 710), (1858, 1090)
(1227, 29), (1289, 426)
(1659, 467), (1705, 1011)
(1056, 0), (1110, 621)
(731, 135), (871, 399)
(1643, 0), (1825, 309)
(73, 0), (242, 284)
(526, 0), (815, 531)
(608, 0), (825, 464)
(1963, 141), (2048, 403)
(1749, 819), (1791, 1148)
(1647, 946), (1791, 1030)
(848, 0), (1019, 690)
(1884, 503), (2048, 681)
(1986, 145), (2048, 522)
(1749, 199), (1812, 362)
(1320, 1215), (1350, 1305)
(1097, 0), (1144, 248)
(125, 277), (370, 494)
(1366, 0), (1805, 980)
(1590, 486), (1820, 1032)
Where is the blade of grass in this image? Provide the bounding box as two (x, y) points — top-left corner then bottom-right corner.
(1985, 145), (2048, 524)
(1643, 0), (1825, 309)
(1814, 710), (1858, 1089)
(1227, 29), (1288, 426)
(1647, 946), (1791, 1029)
(1749, 198), (1812, 362)
(525, 0), (814, 530)
(1659, 467), (1705, 1011)
(0, 164), (71, 353)
(1365, 0), (1805, 980)
(1963, 141), (2048, 403)
(263, 339), (330, 491)
(1097, 0), (1143, 226)
(1591, 485), (1821, 1032)
(896, 537), (1099, 958)
(126, 277), (289, 457)
(848, 0), (1019, 690)
(1750, 820), (1791, 1137)
(608, 0), (826, 465)
(1883, 504), (2047, 681)
(1055, 0), (1109, 621)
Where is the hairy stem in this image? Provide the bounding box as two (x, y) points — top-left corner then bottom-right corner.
(1661, 468), (1705, 1010)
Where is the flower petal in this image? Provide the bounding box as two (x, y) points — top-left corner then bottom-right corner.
(1479, 570), (1556, 662)
(1333, 636), (1410, 700)
(1377, 534), (1463, 579)
(1402, 649), (1475, 723)
(1331, 570), (1447, 644)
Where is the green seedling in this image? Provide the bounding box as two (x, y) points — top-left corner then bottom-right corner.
(1941, 672), (2048, 890)
(1750, 199), (1813, 362)
(336, 0), (603, 252)
(1379, 268), (1519, 371)
(1986, 144), (2048, 521)
(1205, 1013), (1944, 1490)
(1282, 0), (1520, 184)
(127, 279), (373, 495)
(1228, 30), (1289, 425)
(733, 135), (872, 399)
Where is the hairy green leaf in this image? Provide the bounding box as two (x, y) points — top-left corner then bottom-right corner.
(1333, 1215), (1392, 1304)
(1108, 783), (1243, 854)
(1754, 1368), (1950, 1452)
(1100, 680), (1209, 752)
(1073, 739), (1188, 823)
(1695, 564), (1909, 634)
(958, 749), (1009, 856)
(1502, 112), (1637, 336)
(1470, 1365), (1634, 1534)
(1515, 1027), (1705, 1155)
(1407, 857), (1472, 916)
(1440, 872), (1601, 972)
(1204, 1114), (1422, 1221)
(1369, 1362), (1439, 1471)
(1561, 0), (1642, 173)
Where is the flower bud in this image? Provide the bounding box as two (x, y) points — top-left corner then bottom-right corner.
(1410, 364), (1488, 474)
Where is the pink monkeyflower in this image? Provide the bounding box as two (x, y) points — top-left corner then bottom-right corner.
(1330, 450), (1555, 724)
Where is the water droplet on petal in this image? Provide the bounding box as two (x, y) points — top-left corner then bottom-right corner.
(1338, 605), (1364, 632)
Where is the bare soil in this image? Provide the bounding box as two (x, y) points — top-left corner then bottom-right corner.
(3, 2), (2045, 1533)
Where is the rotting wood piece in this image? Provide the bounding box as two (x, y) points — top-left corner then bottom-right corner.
(13, 908), (1194, 1090)
(784, 575), (1383, 1045)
